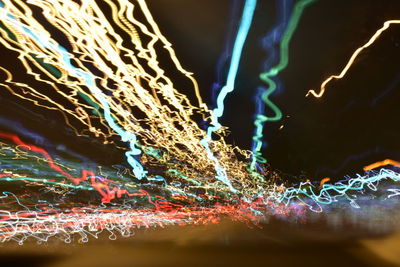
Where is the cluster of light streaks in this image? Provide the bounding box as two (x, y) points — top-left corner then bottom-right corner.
(0, 0), (398, 244)
(0, 202), (260, 244)
(268, 168), (400, 212)
(0, 129), (265, 242)
(0, 129), (300, 243)
(0, 127), (399, 242)
(0, 0), (255, 194)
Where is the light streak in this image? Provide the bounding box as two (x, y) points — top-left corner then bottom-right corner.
(268, 168), (400, 211)
(249, 0), (294, 173)
(210, 0), (242, 108)
(251, 0), (315, 170)
(364, 159), (400, 171)
(201, 0), (257, 191)
(306, 19), (400, 98)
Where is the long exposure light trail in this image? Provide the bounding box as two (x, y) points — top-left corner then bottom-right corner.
(0, 0), (254, 193)
(211, 0), (242, 108)
(364, 159), (400, 171)
(201, 0), (257, 192)
(0, 128), (399, 242)
(306, 19), (400, 98)
(250, 0), (315, 170)
(249, 0), (294, 172)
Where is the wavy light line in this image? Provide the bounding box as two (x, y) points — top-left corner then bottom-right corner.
(201, 0), (257, 192)
(306, 19), (400, 98)
(251, 0), (315, 170)
(364, 159), (400, 171)
(0, 0), (254, 191)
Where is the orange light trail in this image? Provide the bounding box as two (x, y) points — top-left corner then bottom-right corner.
(363, 159), (400, 171)
(319, 177), (330, 188)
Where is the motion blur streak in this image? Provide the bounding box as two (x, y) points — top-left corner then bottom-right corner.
(306, 19), (400, 98)
(210, 0), (241, 108)
(201, 0), (257, 191)
(364, 159), (400, 171)
(251, 0), (315, 170)
(0, 128), (400, 242)
(250, 0), (294, 174)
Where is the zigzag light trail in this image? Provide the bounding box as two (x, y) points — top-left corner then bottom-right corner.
(364, 159), (400, 171)
(250, 0), (316, 170)
(201, 0), (257, 192)
(250, 0), (294, 173)
(306, 19), (400, 98)
(210, 0), (242, 109)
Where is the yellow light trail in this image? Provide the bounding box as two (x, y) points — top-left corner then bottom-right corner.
(306, 19), (400, 98)
(0, 0), (260, 194)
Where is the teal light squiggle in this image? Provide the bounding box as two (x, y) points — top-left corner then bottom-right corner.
(269, 168), (400, 212)
(200, 0), (257, 192)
